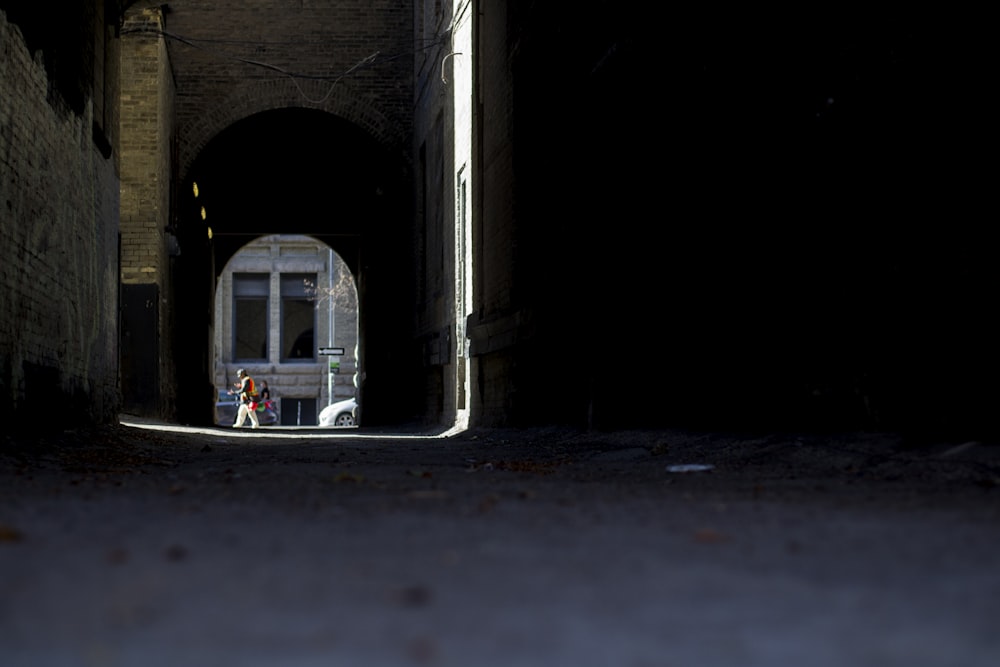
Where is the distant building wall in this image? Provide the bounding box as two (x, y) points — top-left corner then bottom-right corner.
(0, 6), (120, 432)
(212, 235), (359, 425)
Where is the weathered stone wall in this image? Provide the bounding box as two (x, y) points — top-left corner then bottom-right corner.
(0, 7), (120, 431)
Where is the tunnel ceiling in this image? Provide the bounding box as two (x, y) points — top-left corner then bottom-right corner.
(184, 107), (397, 272)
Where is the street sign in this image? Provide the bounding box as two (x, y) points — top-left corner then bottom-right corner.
(318, 347), (345, 356)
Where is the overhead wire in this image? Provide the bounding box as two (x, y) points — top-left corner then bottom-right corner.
(121, 25), (450, 103)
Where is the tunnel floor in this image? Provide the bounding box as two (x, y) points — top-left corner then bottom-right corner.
(2, 420), (998, 666)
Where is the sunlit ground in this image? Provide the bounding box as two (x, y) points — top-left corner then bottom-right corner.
(118, 413), (469, 440)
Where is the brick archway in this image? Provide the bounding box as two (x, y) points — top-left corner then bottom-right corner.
(176, 78), (408, 182)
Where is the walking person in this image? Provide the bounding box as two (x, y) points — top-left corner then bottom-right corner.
(259, 380), (274, 410)
(231, 368), (260, 429)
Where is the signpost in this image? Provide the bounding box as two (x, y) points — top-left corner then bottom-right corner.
(320, 347), (345, 404)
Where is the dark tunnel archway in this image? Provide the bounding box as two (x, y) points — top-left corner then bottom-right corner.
(171, 107), (417, 427)
(186, 108), (394, 276)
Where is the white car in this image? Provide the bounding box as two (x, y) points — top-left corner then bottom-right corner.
(318, 397), (358, 427)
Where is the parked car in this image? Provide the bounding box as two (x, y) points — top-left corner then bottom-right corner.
(318, 397), (358, 427)
(214, 388), (278, 426)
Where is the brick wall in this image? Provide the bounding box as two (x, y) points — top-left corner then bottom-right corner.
(120, 9), (173, 288)
(0, 8), (120, 431)
(119, 7), (178, 417)
(117, 1), (415, 424)
(154, 1), (414, 182)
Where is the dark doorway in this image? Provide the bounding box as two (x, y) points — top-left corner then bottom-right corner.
(280, 397), (317, 426)
(121, 284), (159, 415)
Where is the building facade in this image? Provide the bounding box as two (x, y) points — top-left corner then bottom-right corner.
(2, 2), (993, 438)
(213, 235), (358, 426)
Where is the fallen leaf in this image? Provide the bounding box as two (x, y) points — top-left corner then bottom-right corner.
(0, 524), (24, 543)
(693, 528), (729, 544)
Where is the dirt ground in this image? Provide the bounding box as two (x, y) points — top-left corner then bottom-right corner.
(2, 419), (999, 666)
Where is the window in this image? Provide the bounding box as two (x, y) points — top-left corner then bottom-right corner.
(281, 274), (315, 361)
(233, 274), (269, 361)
